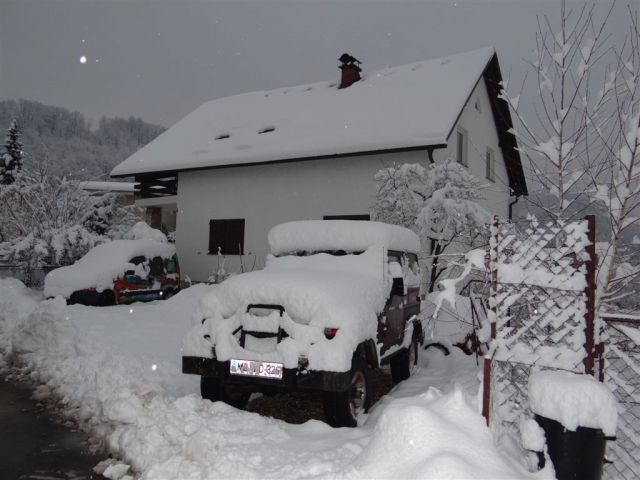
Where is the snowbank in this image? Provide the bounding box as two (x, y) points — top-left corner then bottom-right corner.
(0, 278), (42, 355)
(529, 370), (617, 435)
(185, 246), (388, 372)
(350, 386), (536, 479)
(0, 280), (552, 480)
(44, 239), (176, 298)
(268, 220), (420, 256)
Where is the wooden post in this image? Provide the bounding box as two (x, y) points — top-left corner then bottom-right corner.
(584, 215), (597, 376)
(482, 216), (500, 426)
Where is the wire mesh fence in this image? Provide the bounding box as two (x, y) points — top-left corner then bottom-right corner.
(601, 319), (640, 480)
(484, 216), (595, 439)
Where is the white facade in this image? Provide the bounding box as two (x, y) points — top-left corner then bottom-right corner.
(176, 80), (510, 282)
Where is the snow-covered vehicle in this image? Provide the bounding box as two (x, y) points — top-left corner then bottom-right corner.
(44, 239), (180, 306)
(182, 220), (424, 427)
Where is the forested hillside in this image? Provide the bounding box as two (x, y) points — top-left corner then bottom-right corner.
(0, 99), (165, 179)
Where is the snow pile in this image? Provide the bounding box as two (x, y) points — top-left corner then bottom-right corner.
(184, 246), (388, 372)
(268, 220), (420, 256)
(529, 370), (617, 435)
(0, 280), (552, 480)
(44, 239), (176, 298)
(349, 386), (534, 479)
(0, 278), (42, 356)
(520, 418), (546, 452)
(122, 221), (168, 243)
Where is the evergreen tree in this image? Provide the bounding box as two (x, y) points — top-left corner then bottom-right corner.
(1, 119), (24, 185)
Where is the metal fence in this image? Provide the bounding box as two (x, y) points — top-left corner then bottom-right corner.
(601, 318), (640, 479)
(483, 216), (596, 438)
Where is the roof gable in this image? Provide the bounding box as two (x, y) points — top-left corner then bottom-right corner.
(112, 47), (499, 177)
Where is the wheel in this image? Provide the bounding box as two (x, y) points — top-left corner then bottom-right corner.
(98, 289), (116, 306)
(390, 342), (418, 384)
(161, 288), (174, 300)
(323, 356), (371, 428)
(200, 376), (250, 409)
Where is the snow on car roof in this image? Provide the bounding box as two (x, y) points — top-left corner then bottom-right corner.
(111, 47), (496, 176)
(44, 240), (176, 298)
(268, 220), (421, 255)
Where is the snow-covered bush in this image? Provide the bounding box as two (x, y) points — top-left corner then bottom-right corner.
(0, 160), (139, 284)
(373, 159), (490, 292)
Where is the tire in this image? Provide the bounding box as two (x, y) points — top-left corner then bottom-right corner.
(323, 356), (371, 428)
(390, 342), (418, 384)
(98, 289), (116, 307)
(200, 376), (250, 409)
(162, 288), (174, 300)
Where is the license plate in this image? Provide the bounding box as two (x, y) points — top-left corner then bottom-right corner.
(229, 359), (283, 380)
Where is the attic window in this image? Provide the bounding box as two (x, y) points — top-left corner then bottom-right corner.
(258, 126), (276, 134)
(215, 133), (230, 140)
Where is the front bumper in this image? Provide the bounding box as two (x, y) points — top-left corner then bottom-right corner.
(182, 356), (351, 392)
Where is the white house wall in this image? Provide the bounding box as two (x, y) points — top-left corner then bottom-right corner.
(177, 150), (427, 281)
(432, 78), (511, 219)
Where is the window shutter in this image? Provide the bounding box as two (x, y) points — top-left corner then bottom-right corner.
(225, 219), (245, 255)
(209, 220), (226, 255)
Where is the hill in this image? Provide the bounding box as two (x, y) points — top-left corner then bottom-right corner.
(0, 99), (165, 180)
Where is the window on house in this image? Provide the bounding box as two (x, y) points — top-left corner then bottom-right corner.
(486, 147), (495, 182)
(323, 214), (370, 221)
(456, 127), (468, 166)
(208, 219), (245, 255)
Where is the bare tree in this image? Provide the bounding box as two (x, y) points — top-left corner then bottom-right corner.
(502, 1), (640, 314)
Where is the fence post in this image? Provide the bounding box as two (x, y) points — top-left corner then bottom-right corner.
(584, 215), (597, 376)
(482, 216), (499, 426)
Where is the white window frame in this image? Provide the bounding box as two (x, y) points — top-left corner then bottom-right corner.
(456, 127), (468, 167)
(486, 147), (495, 182)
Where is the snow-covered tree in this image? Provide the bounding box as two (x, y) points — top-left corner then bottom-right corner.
(1, 119), (24, 185)
(0, 154), (139, 284)
(373, 159), (491, 292)
(502, 2), (640, 316)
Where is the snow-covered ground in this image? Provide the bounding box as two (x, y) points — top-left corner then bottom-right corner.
(0, 278), (553, 479)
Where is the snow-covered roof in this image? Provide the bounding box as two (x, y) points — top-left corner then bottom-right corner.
(79, 181), (135, 193)
(112, 47), (497, 177)
(268, 220), (421, 255)
(44, 240), (177, 298)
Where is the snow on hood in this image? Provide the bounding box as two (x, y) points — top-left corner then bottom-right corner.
(268, 220), (420, 255)
(44, 239), (176, 298)
(185, 246), (390, 372)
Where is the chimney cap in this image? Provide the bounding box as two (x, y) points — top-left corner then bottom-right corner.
(339, 53), (361, 65)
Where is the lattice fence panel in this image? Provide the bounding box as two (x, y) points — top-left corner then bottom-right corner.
(487, 217), (592, 436)
(602, 320), (640, 480)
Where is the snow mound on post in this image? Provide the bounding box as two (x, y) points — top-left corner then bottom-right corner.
(529, 370), (617, 435)
(44, 240), (176, 298)
(350, 386), (532, 479)
(268, 220), (420, 255)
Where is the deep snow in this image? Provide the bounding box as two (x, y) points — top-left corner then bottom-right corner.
(0, 278), (553, 479)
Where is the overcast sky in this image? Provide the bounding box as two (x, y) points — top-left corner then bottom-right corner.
(0, 0), (629, 128)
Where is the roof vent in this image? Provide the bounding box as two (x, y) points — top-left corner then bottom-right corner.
(258, 126), (276, 134)
(215, 133), (230, 140)
(338, 53), (362, 89)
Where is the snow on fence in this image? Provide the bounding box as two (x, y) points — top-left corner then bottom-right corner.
(601, 317), (640, 480)
(483, 216), (597, 438)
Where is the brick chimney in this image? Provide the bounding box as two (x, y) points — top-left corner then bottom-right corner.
(338, 53), (362, 89)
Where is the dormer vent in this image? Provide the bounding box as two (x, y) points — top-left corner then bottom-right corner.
(338, 53), (362, 89)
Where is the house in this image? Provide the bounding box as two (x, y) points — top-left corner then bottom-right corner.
(111, 47), (527, 282)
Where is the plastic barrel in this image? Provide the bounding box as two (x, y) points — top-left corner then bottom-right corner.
(535, 414), (608, 480)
